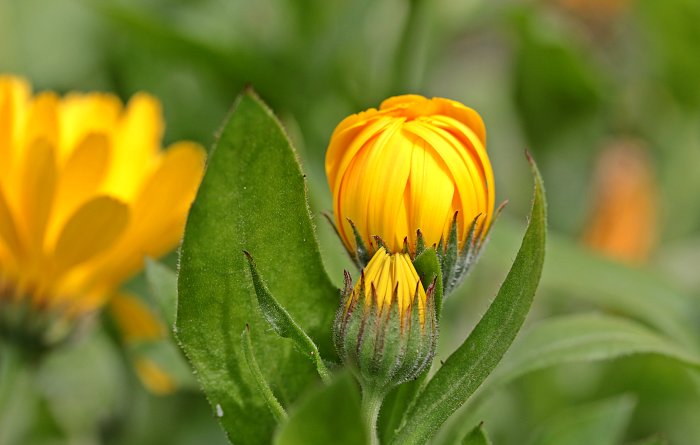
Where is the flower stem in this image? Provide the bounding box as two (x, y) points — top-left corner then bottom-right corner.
(361, 385), (385, 445)
(0, 341), (33, 444)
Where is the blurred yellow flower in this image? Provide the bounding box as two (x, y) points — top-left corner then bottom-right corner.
(346, 247), (427, 326)
(0, 75), (205, 336)
(325, 94), (494, 256)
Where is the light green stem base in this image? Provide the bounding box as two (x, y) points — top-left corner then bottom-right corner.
(361, 386), (385, 445)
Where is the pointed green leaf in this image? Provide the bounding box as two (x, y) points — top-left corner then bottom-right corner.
(176, 90), (338, 444)
(489, 313), (700, 391)
(241, 326), (287, 422)
(274, 372), (365, 445)
(462, 423), (492, 445)
(244, 251), (331, 383)
(440, 313), (700, 445)
(391, 157), (547, 445)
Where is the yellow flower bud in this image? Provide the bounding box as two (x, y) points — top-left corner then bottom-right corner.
(334, 248), (437, 392)
(325, 94), (495, 256)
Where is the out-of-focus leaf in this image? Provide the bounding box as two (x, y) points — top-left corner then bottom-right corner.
(630, 436), (668, 445)
(528, 395), (635, 445)
(486, 222), (699, 350)
(636, 0), (700, 109)
(273, 371), (365, 445)
(461, 423), (492, 445)
(512, 12), (603, 150)
(145, 258), (178, 328)
(489, 313), (700, 390)
(390, 157), (546, 445)
(176, 90), (338, 444)
(37, 330), (126, 440)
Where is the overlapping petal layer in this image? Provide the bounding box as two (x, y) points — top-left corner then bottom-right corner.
(326, 94), (494, 255)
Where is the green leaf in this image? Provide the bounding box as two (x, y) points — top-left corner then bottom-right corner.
(528, 395), (635, 445)
(488, 313), (700, 391)
(177, 90), (338, 444)
(629, 436), (668, 445)
(462, 423), (492, 445)
(241, 325), (287, 422)
(379, 372), (428, 444)
(391, 156), (547, 445)
(244, 251), (331, 383)
(439, 313), (700, 444)
(484, 222), (699, 350)
(274, 371), (366, 445)
(144, 258), (178, 328)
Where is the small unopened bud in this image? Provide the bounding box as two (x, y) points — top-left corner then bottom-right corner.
(333, 248), (437, 393)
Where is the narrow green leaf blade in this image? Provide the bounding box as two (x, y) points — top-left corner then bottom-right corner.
(391, 157), (547, 445)
(241, 325), (287, 422)
(176, 90), (338, 444)
(440, 313), (700, 445)
(462, 423), (492, 445)
(489, 313), (700, 390)
(274, 372), (365, 445)
(244, 251), (331, 383)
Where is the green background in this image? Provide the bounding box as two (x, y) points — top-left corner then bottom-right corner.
(2, 0), (700, 444)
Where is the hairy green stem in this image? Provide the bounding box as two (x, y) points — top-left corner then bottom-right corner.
(361, 386), (385, 445)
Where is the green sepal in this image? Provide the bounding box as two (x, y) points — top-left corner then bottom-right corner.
(372, 235), (389, 252)
(415, 230), (426, 256)
(439, 214), (482, 296)
(412, 247), (443, 320)
(333, 266), (438, 395)
(441, 212), (460, 290)
(358, 286), (381, 383)
(348, 218), (371, 268)
(241, 325), (288, 422)
(244, 251), (331, 383)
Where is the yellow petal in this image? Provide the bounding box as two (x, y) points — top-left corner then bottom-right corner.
(105, 93), (164, 199)
(48, 133), (111, 245)
(0, 186), (22, 260)
(131, 141), (205, 237)
(24, 92), (59, 150)
(52, 196), (128, 274)
(0, 77), (29, 178)
(59, 93), (121, 160)
(19, 138), (57, 256)
(109, 292), (165, 342)
(134, 358), (177, 395)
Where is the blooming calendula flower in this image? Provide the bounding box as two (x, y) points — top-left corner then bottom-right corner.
(334, 248), (436, 392)
(0, 75), (205, 348)
(325, 94), (495, 257)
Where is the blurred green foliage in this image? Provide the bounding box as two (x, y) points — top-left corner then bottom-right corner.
(2, 0), (700, 443)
